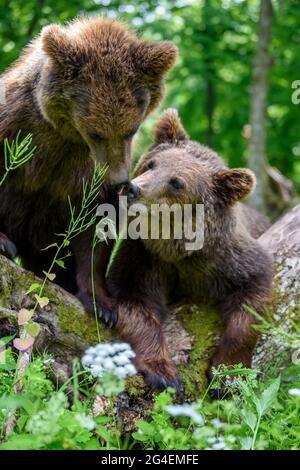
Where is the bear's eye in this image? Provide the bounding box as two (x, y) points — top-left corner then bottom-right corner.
(88, 132), (106, 143)
(145, 160), (155, 171)
(169, 178), (184, 190)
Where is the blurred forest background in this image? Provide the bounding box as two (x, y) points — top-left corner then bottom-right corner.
(0, 0), (299, 218)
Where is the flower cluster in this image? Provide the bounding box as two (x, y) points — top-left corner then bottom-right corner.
(81, 342), (136, 379)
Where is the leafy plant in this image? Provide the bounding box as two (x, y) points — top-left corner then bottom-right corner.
(0, 132), (35, 187)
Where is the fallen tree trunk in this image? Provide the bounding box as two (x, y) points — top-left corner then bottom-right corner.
(0, 204), (299, 415)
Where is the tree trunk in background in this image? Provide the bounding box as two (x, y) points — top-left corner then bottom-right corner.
(247, 0), (273, 214)
(203, 0), (215, 148)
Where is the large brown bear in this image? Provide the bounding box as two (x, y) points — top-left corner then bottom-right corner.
(107, 109), (273, 391)
(0, 18), (177, 319)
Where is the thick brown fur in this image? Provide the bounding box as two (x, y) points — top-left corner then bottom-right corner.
(108, 109), (272, 392)
(0, 18), (177, 319)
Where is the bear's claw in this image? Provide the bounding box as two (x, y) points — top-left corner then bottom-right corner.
(77, 291), (118, 328)
(97, 304), (118, 328)
(145, 372), (182, 394)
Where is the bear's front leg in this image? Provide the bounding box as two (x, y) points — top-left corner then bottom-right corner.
(107, 237), (180, 391)
(208, 288), (269, 397)
(72, 230), (117, 326)
(117, 301), (180, 391)
(0, 232), (17, 259)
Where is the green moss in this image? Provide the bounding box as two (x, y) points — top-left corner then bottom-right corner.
(125, 374), (145, 398)
(177, 305), (223, 399)
(56, 300), (112, 344)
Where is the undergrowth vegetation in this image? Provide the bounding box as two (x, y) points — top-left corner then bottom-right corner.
(0, 338), (299, 450)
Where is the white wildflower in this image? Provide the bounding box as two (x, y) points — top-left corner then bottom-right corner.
(212, 440), (227, 450)
(165, 404), (204, 425)
(75, 413), (96, 431)
(288, 388), (300, 397)
(211, 418), (223, 429)
(81, 342), (136, 379)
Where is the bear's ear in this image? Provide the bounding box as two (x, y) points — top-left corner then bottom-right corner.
(153, 108), (188, 145)
(41, 24), (83, 74)
(135, 41), (177, 76)
(214, 168), (256, 204)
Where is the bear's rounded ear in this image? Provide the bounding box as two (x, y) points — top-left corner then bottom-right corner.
(214, 168), (256, 205)
(153, 108), (188, 145)
(41, 24), (83, 73)
(135, 41), (177, 76)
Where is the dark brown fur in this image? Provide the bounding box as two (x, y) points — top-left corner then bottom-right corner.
(0, 18), (177, 318)
(108, 109), (272, 391)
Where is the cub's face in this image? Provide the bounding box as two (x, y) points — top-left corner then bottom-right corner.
(131, 109), (256, 216)
(132, 145), (221, 209)
(38, 19), (177, 185)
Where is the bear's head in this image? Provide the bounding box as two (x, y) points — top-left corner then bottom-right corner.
(37, 18), (177, 185)
(127, 109), (256, 258)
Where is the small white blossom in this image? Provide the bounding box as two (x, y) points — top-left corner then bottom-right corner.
(211, 418), (223, 430)
(81, 342), (136, 379)
(288, 388), (300, 397)
(75, 413), (96, 431)
(42, 358), (55, 365)
(212, 440), (227, 450)
(165, 404), (204, 425)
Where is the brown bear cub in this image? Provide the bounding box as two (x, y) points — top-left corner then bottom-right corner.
(107, 109), (273, 391)
(0, 18), (177, 320)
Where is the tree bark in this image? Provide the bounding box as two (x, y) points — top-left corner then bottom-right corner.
(0, 204), (299, 425)
(247, 0), (273, 214)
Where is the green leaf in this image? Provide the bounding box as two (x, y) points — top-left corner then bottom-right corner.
(0, 348), (16, 371)
(0, 334), (15, 347)
(0, 434), (42, 450)
(254, 377), (281, 415)
(241, 410), (257, 432)
(41, 243), (59, 251)
(25, 322), (41, 338)
(17, 415), (28, 432)
(26, 283), (41, 295)
(55, 259), (65, 269)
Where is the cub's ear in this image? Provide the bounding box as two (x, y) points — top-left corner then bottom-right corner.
(214, 168), (256, 204)
(153, 108), (188, 145)
(135, 41), (177, 76)
(41, 24), (83, 74)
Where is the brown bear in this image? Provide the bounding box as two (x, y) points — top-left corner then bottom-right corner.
(107, 109), (273, 391)
(0, 18), (177, 320)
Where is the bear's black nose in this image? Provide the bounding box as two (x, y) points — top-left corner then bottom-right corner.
(125, 181), (140, 200)
(115, 181), (140, 199)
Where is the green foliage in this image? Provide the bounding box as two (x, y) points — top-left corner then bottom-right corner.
(0, 344), (299, 450)
(0, 132), (35, 187)
(133, 367), (299, 450)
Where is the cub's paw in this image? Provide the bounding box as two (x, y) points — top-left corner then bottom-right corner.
(77, 290), (118, 328)
(145, 372), (182, 394)
(0, 234), (17, 260)
(137, 358), (182, 393)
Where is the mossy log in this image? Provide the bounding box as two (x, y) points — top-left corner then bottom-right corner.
(0, 204), (299, 417)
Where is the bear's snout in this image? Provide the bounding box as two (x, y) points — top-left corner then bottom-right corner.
(126, 181), (140, 200)
(116, 181), (140, 200)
